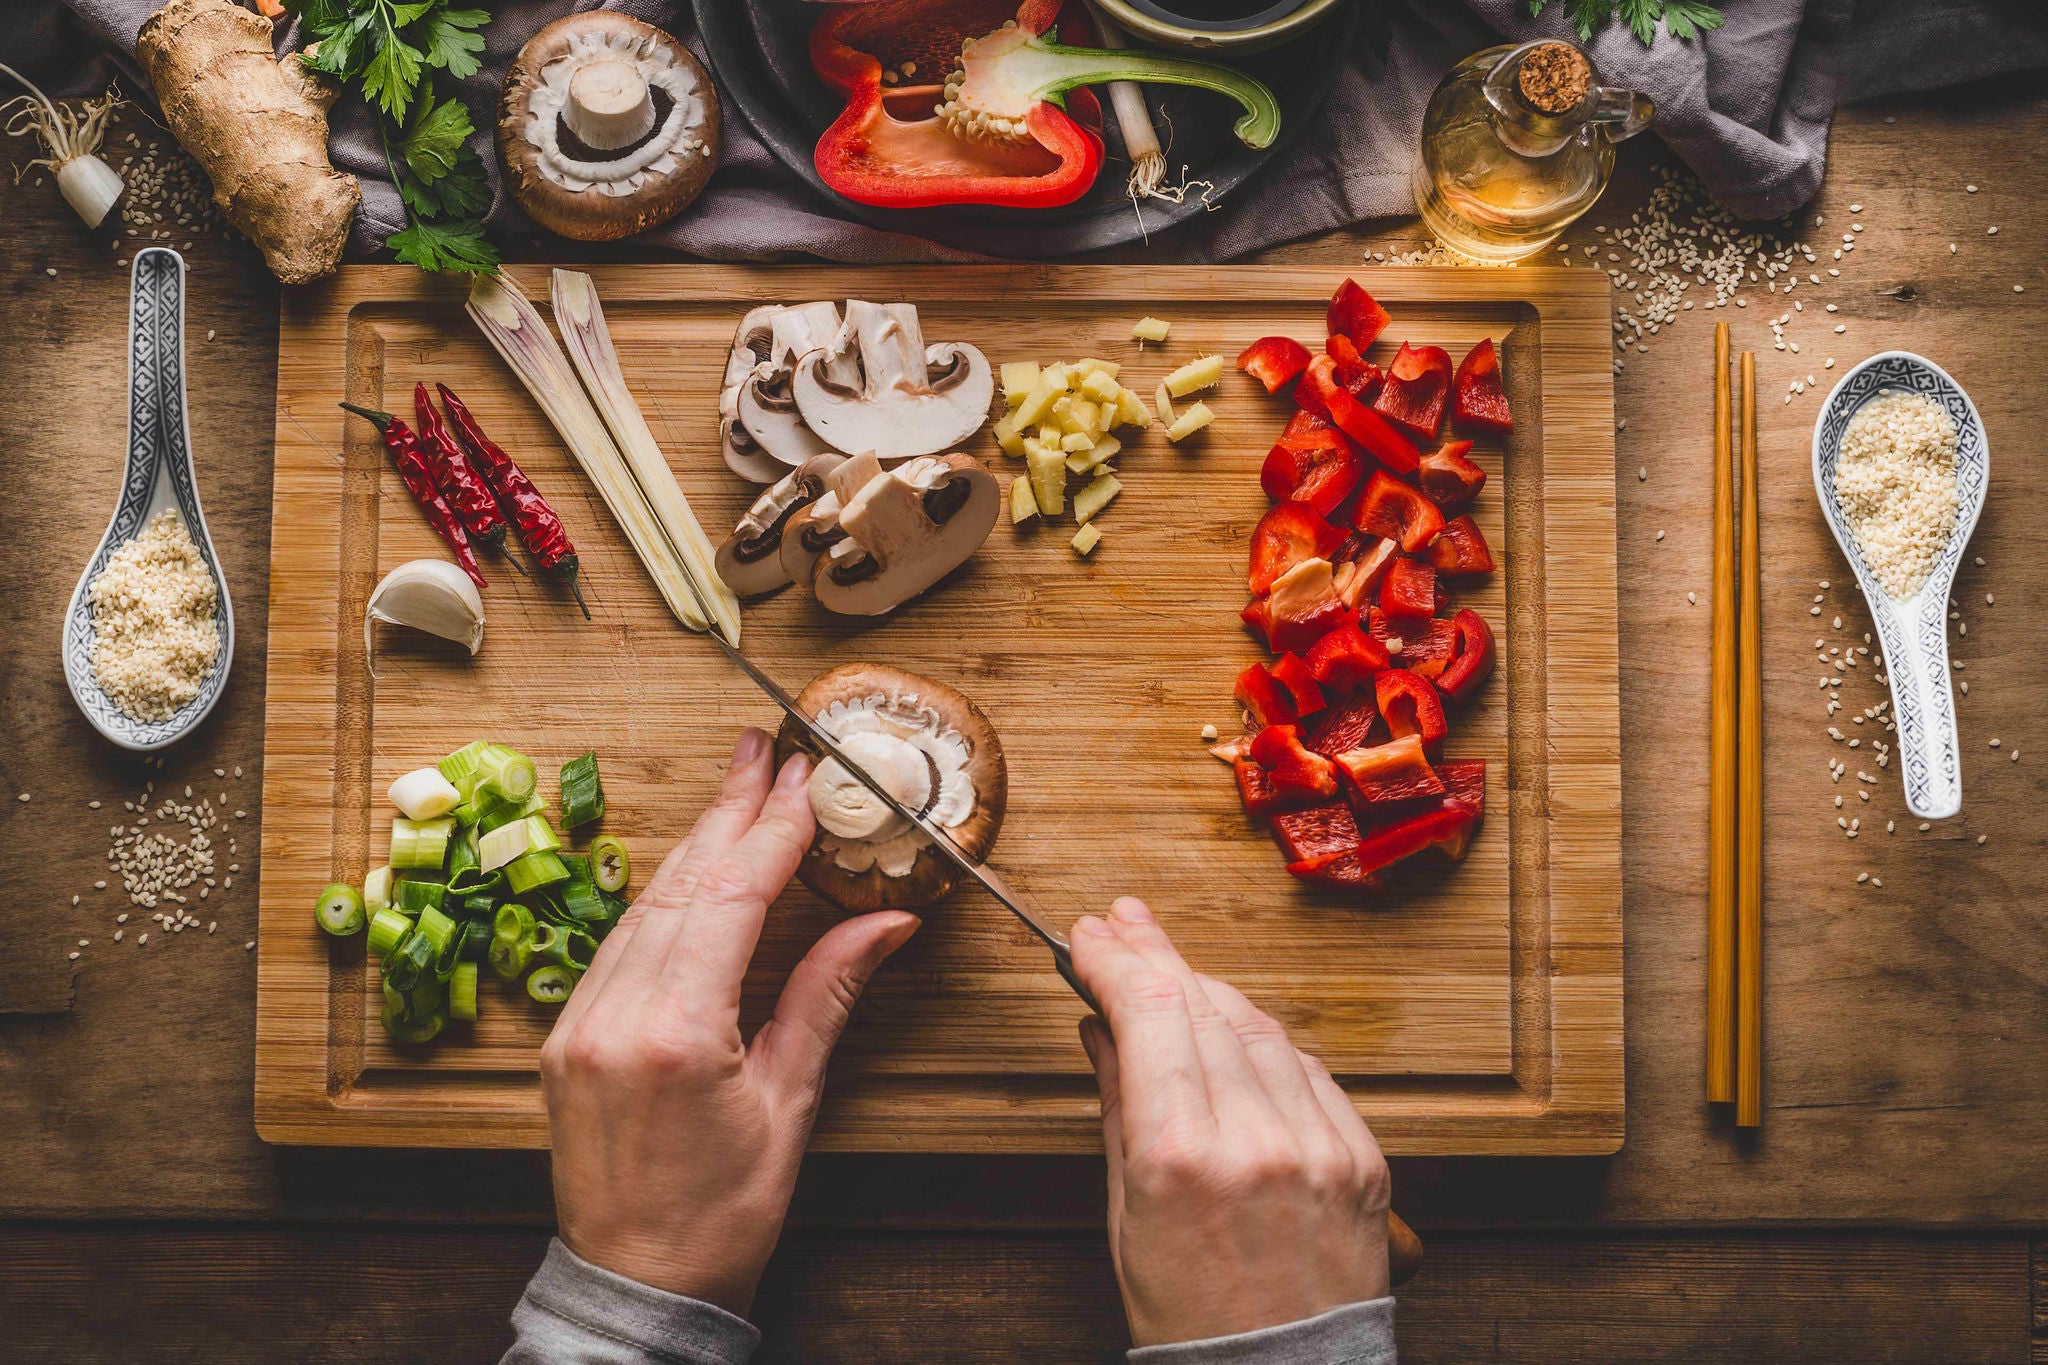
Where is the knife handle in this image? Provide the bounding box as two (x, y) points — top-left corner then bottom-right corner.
(1054, 943), (1104, 1015)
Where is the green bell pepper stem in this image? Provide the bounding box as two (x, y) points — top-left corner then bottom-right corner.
(1020, 37), (1280, 150)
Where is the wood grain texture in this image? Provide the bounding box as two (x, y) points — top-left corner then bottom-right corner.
(254, 264), (1623, 1153)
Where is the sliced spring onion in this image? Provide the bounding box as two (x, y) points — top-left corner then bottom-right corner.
(558, 877), (612, 928)
(381, 982), (447, 1044)
(363, 865), (394, 913)
(489, 902), (537, 980)
(559, 851), (592, 885)
(475, 743), (538, 805)
(440, 740), (490, 801)
(543, 924), (600, 972)
(468, 271), (740, 643)
(589, 834), (630, 894)
(381, 926), (437, 991)
(414, 906), (459, 960)
(389, 816), (456, 870)
(461, 890), (501, 921)
(505, 848), (571, 897)
(315, 882), (367, 937)
(549, 269), (742, 644)
(479, 813), (560, 872)
(367, 908), (414, 959)
(388, 766), (461, 820)
(456, 918), (491, 963)
(448, 961), (480, 1022)
(394, 877), (447, 915)
(447, 825), (480, 881)
(527, 964), (578, 1005)
(559, 751), (605, 829)
(447, 862), (499, 899)
(433, 914), (468, 981)
(476, 791), (544, 836)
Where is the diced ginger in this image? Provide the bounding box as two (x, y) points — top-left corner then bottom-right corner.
(1078, 369), (1122, 405)
(1001, 361), (1041, 408)
(1014, 364), (1069, 427)
(1165, 401), (1215, 443)
(1074, 472), (1123, 524)
(1038, 423), (1061, 447)
(1072, 522), (1102, 556)
(1131, 316), (1170, 343)
(1154, 381), (1176, 427)
(1065, 433), (1120, 474)
(1026, 444), (1067, 516)
(992, 412), (1027, 457)
(1070, 398), (1101, 434)
(1050, 395), (1083, 434)
(1009, 474), (1039, 524)
(1115, 388), (1152, 428)
(1164, 354), (1225, 397)
(1073, 358), (1122, 381)
(1060, 430), (1095, 454)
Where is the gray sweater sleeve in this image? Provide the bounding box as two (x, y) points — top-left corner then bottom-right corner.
(501, 1239), (761, 1365)
(1127, 1299), (1397, 1365)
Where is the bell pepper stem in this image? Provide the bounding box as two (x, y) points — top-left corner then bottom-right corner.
(1027, 41), (1281, 150)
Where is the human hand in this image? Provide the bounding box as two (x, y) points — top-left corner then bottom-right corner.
(1072, 897), (1392, 1349)
(539, 727), (920, 1315)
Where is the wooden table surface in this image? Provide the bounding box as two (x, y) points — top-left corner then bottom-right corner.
(2, 80), (2044, 1362)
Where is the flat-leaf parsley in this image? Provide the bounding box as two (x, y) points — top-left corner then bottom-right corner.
(1527, 0), (1725, 44)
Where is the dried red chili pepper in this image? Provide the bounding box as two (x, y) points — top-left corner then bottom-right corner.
(436, 384), (589, 619)
(413, 382), (509, 554)
(339, 401), (486, 590)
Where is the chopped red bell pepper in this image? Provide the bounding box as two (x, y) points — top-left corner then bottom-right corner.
(1330, 535), (1398, 610)
(1335, 733), (1446, 805)
(1375, 667), (1449, 747)
(1249, 725), (1340, 799)
(1452, 337), (1513, 432)
(1270, 800), (1360, 867)
(1268, 652), (1326, 717)
(809, 1), (1107, 210)
(1353, 801), (1480, 875)
(1242, 594), (1349, 655)
(1368, 608), (1458, 680)
(1325, 333), (1385, 397)
(1378, 556), (1437, 623)
(1300, 691), (1380, 758)
(1260, 436), (1362, 518)
(1434, 758), (1487, 818)
(1417, 439), (1486, 513)
(1288, 848), (1383, 892)
(1305, 621), (1391, 693)
(1326, 278), (1393, 351)
(1275, 407), (1339, 451)
(1353, 469), (1445, 552)
(1236, 336), (1313, 394)
(1234, 662), (1297, 728)
(1435, 608), (1496, 706)
(1371, 342), (1454, 442)
(1427, 514), (1496, 576)
(1248, 502), (1346, 594)
(1233, 756), (1311, 819)
(1298, 355), (1421, 475)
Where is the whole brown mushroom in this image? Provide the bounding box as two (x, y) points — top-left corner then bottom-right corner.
(497, 12), (720, 242)
(774, 664), (1007, 913)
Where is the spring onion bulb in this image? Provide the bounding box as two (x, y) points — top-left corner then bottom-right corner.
(1080, 2), (1165, 199)
(549, 269), (742, 645)
(527, 964), (577, 1004)
(467, 271), (739, 643)
(589, 834), (631, 894)
(0, 65), (124, 228)
(315, 882), (367, 937)
(364, 560), (485, 676)
(368, 908), (415, 960)
(390, 816), (457, 870)
(363, 865), (394, 913)
(559, 751), (605, 829)
(389, 767), (461, 820)
(448, 961), (480, 1022)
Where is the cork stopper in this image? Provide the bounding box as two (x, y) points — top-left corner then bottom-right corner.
(1517, 42), (1592, 115)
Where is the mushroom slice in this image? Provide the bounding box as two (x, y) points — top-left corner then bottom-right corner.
(812, 452), (999, 616)
(497, 13), (721, 243)
(737, 302), (853, 469)
(791, 301), (995, 461)
(715, 454), (845, 596)
(719, 305), (788, 482)
(773, 663), (1007, 913)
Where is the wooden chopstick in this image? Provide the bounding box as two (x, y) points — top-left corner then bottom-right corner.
(1735, 351), (1765, 1128)
(1706, 322), (1738, 1104)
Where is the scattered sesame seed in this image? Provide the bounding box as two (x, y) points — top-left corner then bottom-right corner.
(1977, 835), (1987, 845)
(1989, 738), (2001, 748)
(245, 940), (256, 951)
(1966, 184), (1977, 193)
(1686, 592), (1697, 605)
(1655, 529), (1665, 541)
(1856, 871), (1868, 883)
(1987, 226), (1998, 235)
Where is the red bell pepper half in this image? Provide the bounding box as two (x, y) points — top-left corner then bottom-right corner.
(1375, 667), (1449, 747)
(1335, 733), (1445, 805)
(1297, 355), (1421, 475)
(1234, 662), (1297, 728)
(1353, 469), (1445, 552)
(1417, 439), (1486, 513)
(1268, 652), (1326, 717)
(1427, 514), (1496, 576)
(1248, 502), (1345, 594)
(1368, 608), (1458, 681)
(1305, 621), (1391, 694)
(1300, 691), (1380, 758)
(1249, 725), (1340, 799)
(1453, 337), (1513, 432)
(1435, 608), (1496, 706)
(1378, 555), (1437, 623)
(1325, 334), (1385, 398)
(1371, 342), (1454, 443)
(1270, 801), (1360, 869)
(1237, 336), (1312, 394)
(1327, 279), (1393, 352)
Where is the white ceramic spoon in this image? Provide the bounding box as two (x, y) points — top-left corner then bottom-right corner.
(62, 248), (234, 750)
(1811, 351), (1987, 820)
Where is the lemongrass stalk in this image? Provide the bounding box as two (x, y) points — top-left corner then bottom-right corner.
(467, 272), (731, 640)
(550, 269), (742, 644)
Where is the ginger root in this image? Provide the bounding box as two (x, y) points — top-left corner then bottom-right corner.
(138, 0), (358, 284)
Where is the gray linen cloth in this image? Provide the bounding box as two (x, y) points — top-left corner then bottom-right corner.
(18, 0), (2048, 263)
(505, 1237), (1396, 1364)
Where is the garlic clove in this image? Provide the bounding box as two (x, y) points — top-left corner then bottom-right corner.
(364, 559), (486, 674)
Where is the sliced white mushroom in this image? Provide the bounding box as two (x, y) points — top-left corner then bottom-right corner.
(716, 454), (844, 596)
(790, 300), (995, 461)
(809, 453), (999, 616)
(737, 302), (852, 468)
(718, 305), (788, 482)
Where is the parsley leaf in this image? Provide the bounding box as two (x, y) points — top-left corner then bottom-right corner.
(1526, 0), (1722, 43)
(387, 215), (497, 276)
(361, 26), (424, 120)
(399, 91), (475, 184)
(419, 7), (490, 79)
(1660, 0), (1726, 39)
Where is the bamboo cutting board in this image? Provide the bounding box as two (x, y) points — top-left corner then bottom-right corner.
(256, 265), (1622, 1154)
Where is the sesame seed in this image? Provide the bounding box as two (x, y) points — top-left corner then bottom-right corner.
(1856, 872), (1868, 883)
(1989, 738), (2001, 748)
(1655, 530), (1665, 541)
(1987, 226), (1998, 235)
(245, 941), (256, 951)
(1919, 822), (1931, 832)
(1977, 835), (1987, 845)
(1966, 184), (1977, 193)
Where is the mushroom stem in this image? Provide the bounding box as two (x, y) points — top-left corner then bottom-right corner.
(564, 60), (655, 151)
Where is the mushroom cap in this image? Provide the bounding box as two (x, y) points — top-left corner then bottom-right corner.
(790, 302), (996, 460)
(774, 663), (1007, 913)
(498, 12), (721, 243)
